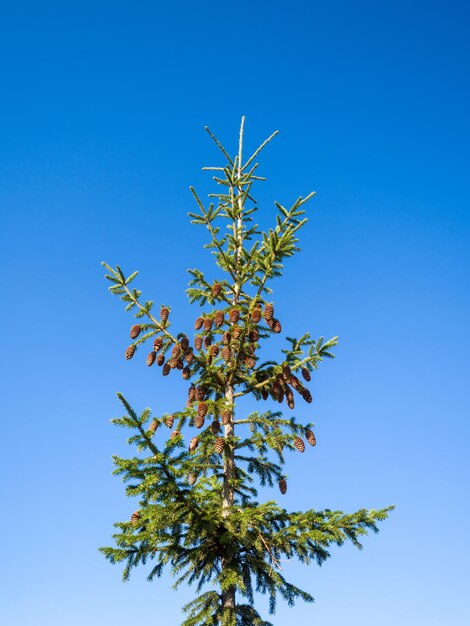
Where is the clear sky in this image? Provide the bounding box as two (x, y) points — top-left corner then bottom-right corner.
(1, 1), (469, 625)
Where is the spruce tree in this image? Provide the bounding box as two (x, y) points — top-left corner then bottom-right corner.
(101, 118), (393, 626)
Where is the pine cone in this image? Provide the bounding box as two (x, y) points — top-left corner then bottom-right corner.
(198, 401), (208, 418)
(182, 367), (191, 380)
(204, 335), (212, 348)
(302, 389), (313, 404)
(272, 319), (282, 334)
(189, 436), (199, 452)
(221, 346), (231, 362)
(214, 437), (225, 454)
(251, 306), (262, 323)
(294, 436), (305, 453)
(149, 419), (159, 434)
(195, 414), (205, 429)
(248, 329), (259, 343)
(195, 387), (205, 401)
(305, 429), (316, 446)
(282, 364), (291, 380)
(279, 478), (287, 495)
(188, 473), (197, 485)
(125, 345), (136, 360)
(130, 324), (141, 339)
(165, 415), (175, 428)
(210, 344), (219, 357)
(168, 358), (178, 369)
(170, 429), (180, 440)
(176, 358), (184, 370)
(243, 357), (256, 369)
(301, 367), (311, 382)
(171, 345), (181, 359)
(264, 304), (274, 321)
(194, 335), (203, 351)
(261, 387), (269, 401)
(222, 331), (232, 345)
(232, 326), (242, 339)
(146, 351), (157, 367)
(286, 388), (295, 409)
(156, 353), (165, 366)
(130, 511), (141, 525)
(160, 306), (169, 321)
(221, 409), (232, 425)
(204, 317), (213, 332)
(211, 420), (221, 434)
(194, 317), (203, 330)
(212, 282), (222, 297)
(290, 375), (300, 390)
(180, 336), (190, 351)
(214, 310), (225, 328)
(153, 336), (163, 351)
(162, 362), (170, 376)
(229, 309), (240, 323)
(185, 350), (194, 364)
(188, 387), (196, 403)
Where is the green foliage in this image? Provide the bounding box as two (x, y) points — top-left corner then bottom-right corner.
(101, 118), (393, 625)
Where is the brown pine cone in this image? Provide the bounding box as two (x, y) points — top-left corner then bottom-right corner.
(276, 373), (286, 389)
(251, 306), (262, 323)
(294, 436), (305, 453)
(214, 310), (224, 327)
(264, 304), (274, 321)
(204, 317), (213, 332)
(162, 362), (170, 376)
(272, 381), (281, 399)
(180, 336), (190, 351)
(165, 415), (175, 428)
(156, 353), (165, 366)
(204, 335), (212, 348)
(125, 345), (136, 360)
(211, 420), (221, 434)
(149, 419), (159, 434)
(194, 317), (204, 330)
(222, 331), (231, 345)
(221, 346), (231, 362)
(194, 335), (203, 351)
(214, 437), (225, 454)
(176, 359), (184, 370)
(305, 429), (316, 446)
(185, 350), (194, 364)
(130, 511), (141, 525)
(153, 336), (163, 351)
(195, 414), (205, 429)
(188, 386), (196, 402)
(229, 309), (240, 323)
(232, 326), (242, 339)
(195, 387), (205, 401)
(188, 473), (197, 485)
(272, 319), (282, 334)
(170, 429), (180, 440)
(282, 364), (291, 380)
(146, 351), (157, 367)
(171, 345), (181, 359)
(302, 390), (313, 404)
(261, 387), (269, 401)
(130, 324), (141, 339)
(160, 306), (169, 321)
(210, 344), (219, 357)
(221, 409), (232, 425)
(198, 402), (208, 418)
(278, 478), (287, 495)
(212, 282), (222, 297)
(286, 388), (295, 409)
(182, 367), (191, 380)
(244, 357), (256, 369)
(290, 375), (300, 390)
(168, 358), (178, 369)
(189, 436), (199, 452)
(301, 367), (311, 382)
(248, 329), (259, 342)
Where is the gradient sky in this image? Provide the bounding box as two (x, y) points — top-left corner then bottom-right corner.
(1, 1), (469, 625)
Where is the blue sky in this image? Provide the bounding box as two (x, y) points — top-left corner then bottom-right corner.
(1, 1), (469, 624)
